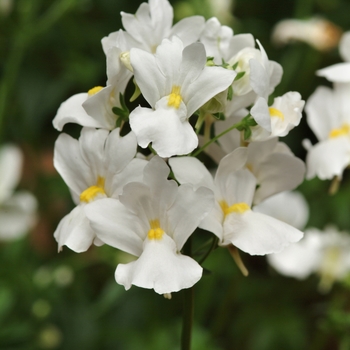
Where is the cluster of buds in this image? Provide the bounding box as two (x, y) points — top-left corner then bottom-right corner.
(53, 0), (306, 295)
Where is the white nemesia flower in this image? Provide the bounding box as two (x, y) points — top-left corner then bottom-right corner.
(304, 84), (350, 180)
(199, 17), (255, 65)
(250, 91), (305, 141)
(201, 128), (305, 204)
(53, 47), (131, 131)
(85, 156), (214, 294)
(170, 151), (303, 255)
(103, 0), (204, 55)
(0, 145), (37, 241)
(268, 227), (350, 291)
(53, 127), (146, 252)
(129, 36), (236, 157)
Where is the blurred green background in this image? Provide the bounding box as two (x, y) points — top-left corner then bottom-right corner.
(1, 0), (350, 349)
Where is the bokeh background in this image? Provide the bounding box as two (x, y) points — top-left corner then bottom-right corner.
(1, 0), (350, 349)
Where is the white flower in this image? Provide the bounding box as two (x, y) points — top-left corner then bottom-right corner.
(201, 127), (305, 204)
(129, 36), (236, 157)
(85, 156), (214, 294)
(53, 127), (146, 252)
(0, 145), (37, 241)
(250, 91), (305, 141)
(53, 47), (131, 131)
(304, 84), (350, 180)
(103, 0), (204, 54)
(170, 151), (303, 255)
(268, 227), (350, 291)
(199, 17), (255, 65)
(271, 17), (342, 52)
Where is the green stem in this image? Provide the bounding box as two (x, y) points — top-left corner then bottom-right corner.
(181, 238), (194, 350)
(191, 117), (247, 157)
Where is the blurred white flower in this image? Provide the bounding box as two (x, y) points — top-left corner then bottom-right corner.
(272, 17), (341, 51)
(0, 145), (37, 241)
(304, 84), (350, 180)
(268, 227), (350, 292)
(317, 31), (350, 83)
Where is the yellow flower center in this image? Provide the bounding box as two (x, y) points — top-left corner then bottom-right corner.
(168, 85), (182, 109)
(269, 107), (284, 120)
(88, 86), (104, 96)
(220, 201), (250, 218)
(148, 219), (165, 240)
(80, 176), (106, 203)
(329, 124), (350, 139)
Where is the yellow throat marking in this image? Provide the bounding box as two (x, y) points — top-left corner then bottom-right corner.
(329, 124), (350, 138)
(148, 219), (165, 240)
(88, 86), (103, 96)
(220, 201), (250, 217)
(80, 176), (106, 203)
(269, 107), (284, 120)
(168, 85), (182, 109)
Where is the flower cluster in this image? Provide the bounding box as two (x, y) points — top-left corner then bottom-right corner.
(53, 0), (306, 294)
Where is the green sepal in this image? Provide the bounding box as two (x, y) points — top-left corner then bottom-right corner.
(244, 127), (252, 140)
(231, 61), (239, 70)
(227, 85), (233, 101)
(130, 79), (141, 102)
(213, 112), (226, 121)
(234, 71), (245, 81)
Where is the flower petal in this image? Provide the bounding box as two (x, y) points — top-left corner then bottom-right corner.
(223, 210), (303, 255)
(85, 198), (144, 256)
(115, 233), (202, 294)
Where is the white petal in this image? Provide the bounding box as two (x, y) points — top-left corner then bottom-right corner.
(340, 31), (350, 62)
(223, 210), (303, 255)
(267, 228), (323, 278)
(305, 86), (338, 141)
(0, 191), (37, 241)
(199, 202), (225, 241)
(254, 191), (309, 230)
(115, 233), (202, 294)
(168, 184), (214, 249)
(0, 145), (22, 202)
(305, 137), (350, 180)
(130, 48), (164, 107)
(85, 198), (144, 256)
(170, 16), (205, 46)
(317, 63), (350, 82)
(53, 133), (93, 195)
(54, 205), (95, 253)
(250, 97), (271, 132)
(249, 59), (269, 98)
(129, 101), (197, 157)
(53, 93), (104, 131)
(169, 156), (215, 191)
(253, 152), (305, 204)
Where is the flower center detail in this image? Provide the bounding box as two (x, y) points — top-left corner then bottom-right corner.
(269, 107), (284, 120)
(329, 124), (350, 139)
(80, 176), (106, 203)
(220, 201), (250, 217)
(168, 85), (182, 109)
(88, 86), (104, 96)
(148, 219), (165, 240)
